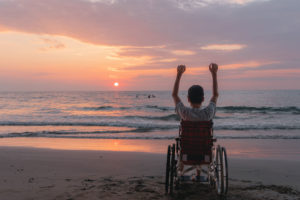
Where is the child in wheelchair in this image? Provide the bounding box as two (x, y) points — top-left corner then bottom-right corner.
(166, 63), (227, 196)
(172, 63), (219, 181)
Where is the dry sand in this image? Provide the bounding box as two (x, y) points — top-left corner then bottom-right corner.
(0, 147), (299, 200)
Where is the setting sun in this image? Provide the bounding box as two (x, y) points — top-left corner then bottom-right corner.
(114, 82), (119, 87)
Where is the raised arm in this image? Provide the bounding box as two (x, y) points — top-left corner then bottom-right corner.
(172, 65), (186, 105)
(209, 63), (219, 104)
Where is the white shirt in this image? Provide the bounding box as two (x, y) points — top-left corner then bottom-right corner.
(175, 101), (216, 121)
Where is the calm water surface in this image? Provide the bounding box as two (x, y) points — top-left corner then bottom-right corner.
(0, 90), (299, 139)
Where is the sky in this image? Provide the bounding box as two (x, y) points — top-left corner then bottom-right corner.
(0, 0), (299, 91)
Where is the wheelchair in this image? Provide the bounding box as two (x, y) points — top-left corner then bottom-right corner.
(165, 120), (228, 197)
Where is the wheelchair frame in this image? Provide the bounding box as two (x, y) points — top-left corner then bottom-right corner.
(165, 121), (228, 197)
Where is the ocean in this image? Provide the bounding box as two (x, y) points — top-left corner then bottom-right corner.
(0, 90), (299, 140)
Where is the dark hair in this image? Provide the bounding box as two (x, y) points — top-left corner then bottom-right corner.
(188, 85), (204, 104)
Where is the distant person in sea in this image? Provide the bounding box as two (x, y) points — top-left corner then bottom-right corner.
(172, 63), (219, 121)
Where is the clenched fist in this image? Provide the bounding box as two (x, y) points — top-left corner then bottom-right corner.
(177, 65), (186, 75)
(209, 63), (218, 75)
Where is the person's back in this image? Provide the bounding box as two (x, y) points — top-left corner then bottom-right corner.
(172, 63), (219, 122)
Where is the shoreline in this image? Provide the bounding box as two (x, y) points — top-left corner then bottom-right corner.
(0, 137), (300, 160)
(0, 146), (299, 200)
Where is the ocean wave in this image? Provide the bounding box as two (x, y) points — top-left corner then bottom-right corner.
(82, 105), (173, 111)
(125, 114), (180, 121)
(1, 132), (300, 140)
(144, 105), (173, 111)
(218, 106), (300, 114)
(83, 106), (115, 110)
(0, 121), (300, 132)
(3, 129), (135, 137)
(81, 105), (300, 115)
(0, 121), (178, 130)
(214, 125), (300, 130)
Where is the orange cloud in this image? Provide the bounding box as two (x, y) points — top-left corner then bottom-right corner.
(221, 61), (279, 70)
(201, 44), (246, 51)
(171, 50), (196, 56)
(39, 37), (66, 51)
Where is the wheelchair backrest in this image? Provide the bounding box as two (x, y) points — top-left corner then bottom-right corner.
(180, 120), (213, 137)
(179, 120), (214, 164)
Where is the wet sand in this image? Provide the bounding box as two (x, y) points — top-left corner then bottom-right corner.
(0, 146), (299, 200)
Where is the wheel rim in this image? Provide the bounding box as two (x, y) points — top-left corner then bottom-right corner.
(222, 147), (228, 194)
(165, 145), (171, 194)
(215, 145), (224, 195)
(169, 144), (176, 194)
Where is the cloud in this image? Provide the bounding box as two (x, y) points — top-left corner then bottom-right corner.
(174, 0), (271, 10)
(1, 0), (298, 48)
(221, 60), (278, 70)
(0, 0), (299, 90)
(171, 50), (197, 55)
(40, 37), (66, 51)
(0, 0), (297, 66)
(201, 44), (246, 51)
(85, 0), (268, 6)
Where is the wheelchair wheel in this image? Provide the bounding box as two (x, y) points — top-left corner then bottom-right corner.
(169, 144), (176, 195)
(215, 145), (224, 195)
(165, 145), (171, 194)
(222, 147), (228, 195)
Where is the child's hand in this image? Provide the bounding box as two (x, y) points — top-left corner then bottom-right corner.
(177, 65), (186, 75)
(209, 63), (218, 74)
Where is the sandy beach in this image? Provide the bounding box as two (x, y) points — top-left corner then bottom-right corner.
(0, 146), (299, 200)
(1, 0), (300, 197)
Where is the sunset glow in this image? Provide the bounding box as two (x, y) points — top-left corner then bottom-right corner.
(0, 2), (299, 199)
(0, 0), (299, 90)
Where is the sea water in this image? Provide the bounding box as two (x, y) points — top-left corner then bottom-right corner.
(0, 90), (299, 140)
